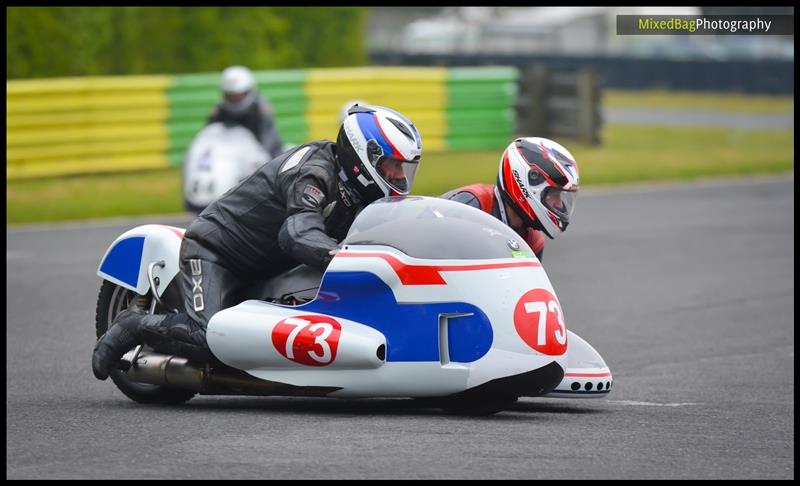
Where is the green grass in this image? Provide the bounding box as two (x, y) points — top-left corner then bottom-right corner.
(605, 89), (794, 114)
(7, 171), (184, 224)
(571, 125), (793, 185)
(7, 124), (794, 225)
(418, 125), (793, 191)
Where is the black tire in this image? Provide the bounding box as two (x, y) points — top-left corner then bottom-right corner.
(95, 280), (197, 404)
(438, 395), (519, 416)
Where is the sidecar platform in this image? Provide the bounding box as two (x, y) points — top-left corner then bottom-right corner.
(543, 330), (613, 398)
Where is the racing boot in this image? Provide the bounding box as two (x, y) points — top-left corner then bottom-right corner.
(139, 313), (216, 364)
(91, 308), (145, 380)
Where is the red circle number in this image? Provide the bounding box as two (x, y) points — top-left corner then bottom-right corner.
(272, 314), (341, 366)
(513, 289), (568, 356)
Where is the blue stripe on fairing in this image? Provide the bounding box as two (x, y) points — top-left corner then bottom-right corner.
(99, 236), (144, 288)
(297, 272), (493, 362)
(355, 113), (398, 159)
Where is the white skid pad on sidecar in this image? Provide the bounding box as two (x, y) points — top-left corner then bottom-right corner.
(543, 330), (613, 398)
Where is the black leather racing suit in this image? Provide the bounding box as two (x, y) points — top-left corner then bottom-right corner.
(207, 94), (285, 159)
(138, 141), (363, 362)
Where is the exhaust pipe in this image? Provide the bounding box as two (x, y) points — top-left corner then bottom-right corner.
(121, 348), (204, 390)
(120, 348), (340, 397)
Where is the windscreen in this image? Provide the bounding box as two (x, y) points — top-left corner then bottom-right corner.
(343, 196), (535, 260)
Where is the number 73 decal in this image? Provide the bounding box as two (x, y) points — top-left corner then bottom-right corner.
(513, 289), (568, 355)
(272, 315), (342, 366)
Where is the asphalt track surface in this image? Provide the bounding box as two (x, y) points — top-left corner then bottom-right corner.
(6, 175), (794, 479)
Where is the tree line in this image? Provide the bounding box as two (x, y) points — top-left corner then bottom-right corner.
(7, 7), (368, 79)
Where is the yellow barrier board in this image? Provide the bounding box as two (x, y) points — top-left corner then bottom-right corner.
(7, 93), (168, 114)
(6, 75), (172, 179)
(6, 67), (512, 180)
(7, 108), (169, 129)
(8, 137), (168, 162)
(8, 124), (168, 147)
(6, 75), (171, 95)
(307, 91), (446, 114)
(7, 153), (170, 180)
(307, 110), (444, 143)
(307, 67), (447, 83)
(305, 67), (447, 149)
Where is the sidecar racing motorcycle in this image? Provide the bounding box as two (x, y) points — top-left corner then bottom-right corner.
(95, 196), (612, 415)
(182, 122), (270, 214)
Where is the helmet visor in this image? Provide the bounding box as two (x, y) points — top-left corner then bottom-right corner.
(222, 90), (255, 113)
(224, 91), (249, 104)
(375, 157), (419, 195)
(541, 187), (576, 224)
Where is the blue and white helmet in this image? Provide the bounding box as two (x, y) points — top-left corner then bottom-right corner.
(336, 104), (422, 203)
(339, 99), (367, 125)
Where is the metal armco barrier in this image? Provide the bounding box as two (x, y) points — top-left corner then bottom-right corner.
(370, 52), (794, 95)
(517, 66), (602, 145)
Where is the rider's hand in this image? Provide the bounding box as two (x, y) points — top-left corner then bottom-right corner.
(328, 248), (340, 257)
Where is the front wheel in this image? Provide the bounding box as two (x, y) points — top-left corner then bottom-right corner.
(95, 280), (196, 404)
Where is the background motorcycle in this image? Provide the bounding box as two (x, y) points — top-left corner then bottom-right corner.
(181, 122), (270, 214)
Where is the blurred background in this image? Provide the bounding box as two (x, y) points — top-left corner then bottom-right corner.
(6, 6), (794, 224)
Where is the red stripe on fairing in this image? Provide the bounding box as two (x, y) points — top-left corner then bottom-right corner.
(373, 113), (405, 160)
(337, 252), (541, 285)
(564, 372), (612, 378)
(161, 225), (185, 239)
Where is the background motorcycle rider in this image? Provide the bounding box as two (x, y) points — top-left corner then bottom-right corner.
(441, 137), (580, 262)
(207, 65), (285, 159)
(92, 104), (423, 380)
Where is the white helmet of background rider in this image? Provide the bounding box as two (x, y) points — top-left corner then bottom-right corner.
(220, 66), (257, 115)
(339, 99), (367, 125)
(497, 137), (580, 239)
(336, 104), (422, 203)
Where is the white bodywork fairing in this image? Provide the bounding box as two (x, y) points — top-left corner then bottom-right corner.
(544, 330), (613, 398)
(96, 196), (613, 400)
(183, 122), (270, 211)
(208, 246), (568, 398)
(205, 196), (613, 399)
(97, 224), (185, 297)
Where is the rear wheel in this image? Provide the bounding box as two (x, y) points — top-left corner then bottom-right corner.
(95, 280), (196, 404)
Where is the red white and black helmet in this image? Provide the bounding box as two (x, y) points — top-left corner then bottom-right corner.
(497, 137), (580, 239)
